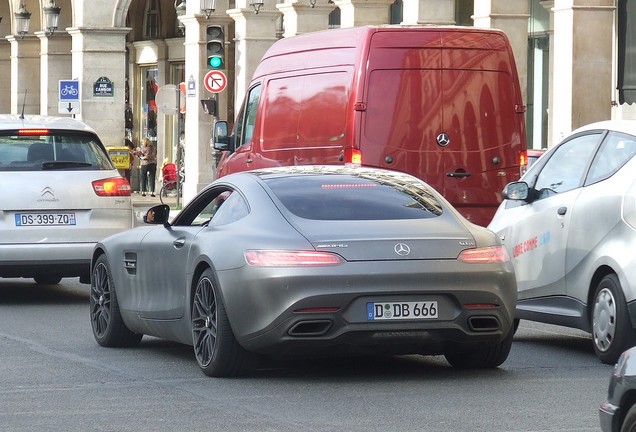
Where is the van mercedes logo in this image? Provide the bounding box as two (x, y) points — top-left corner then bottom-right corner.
(394, 243), (411, 256)
(436, 132), (450, 147)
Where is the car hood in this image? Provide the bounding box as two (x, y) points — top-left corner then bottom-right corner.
(289, 214), (476, 261)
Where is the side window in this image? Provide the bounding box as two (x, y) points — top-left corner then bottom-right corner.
(533, 133), (600, 198)
(209, 192), (249, 226)
(235, 84), (262, 147)
(173, 188), (235, 226)
(586, 131), (636, 185)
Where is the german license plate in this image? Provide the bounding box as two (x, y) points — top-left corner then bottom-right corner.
(367, 301), (438, 321)
(15, 212), (76, 226)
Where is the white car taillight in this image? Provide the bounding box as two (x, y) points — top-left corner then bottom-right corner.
(92, 177), (131, 197)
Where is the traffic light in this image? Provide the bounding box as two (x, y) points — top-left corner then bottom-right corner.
(206, 25), (225, 70)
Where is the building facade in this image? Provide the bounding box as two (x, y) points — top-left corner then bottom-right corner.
(0, 0), (629, 203)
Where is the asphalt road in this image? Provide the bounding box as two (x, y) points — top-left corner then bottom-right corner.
(0, 277), (611, 432)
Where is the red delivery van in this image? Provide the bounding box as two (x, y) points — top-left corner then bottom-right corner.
(213, 25), (527, 226)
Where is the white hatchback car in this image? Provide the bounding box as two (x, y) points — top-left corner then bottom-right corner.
(488, 120), (636, 364)
(0, 115), (133, 285)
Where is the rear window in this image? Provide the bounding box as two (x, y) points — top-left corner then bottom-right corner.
(264, 174), (443, 220)
(0, 130), (114, 171)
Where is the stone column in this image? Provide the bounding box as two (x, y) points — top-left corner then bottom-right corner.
(550, 0), (614, 141)
(332, 0), (396, 28)
(66, 27), (130, 148)
(7, 35), (40, 115)
(541, 1), (555, 148)
(473, 0), (530, 104)
(228, 3), (279, 111)
(0, 39), (10, 113)
(180, 8), (234, 201)
(276, 0), (335, 37)
(402, 0), (455, 25)
(37, 32), (72, 116)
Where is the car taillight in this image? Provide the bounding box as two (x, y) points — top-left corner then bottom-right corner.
(519, 150), (528, 176)
(92, 177), (131, 196)
(245, 250), (344, 267)
(344, 148), (362, 165)
(458, 246), (510, 264)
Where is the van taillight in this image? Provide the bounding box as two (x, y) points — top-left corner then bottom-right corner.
(344, 148), (362, 165)
(519, 150), (528, 176)
(92, 177), (131, 196)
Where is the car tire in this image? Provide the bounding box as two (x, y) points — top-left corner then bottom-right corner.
(513, 318), (520, 334)
(90, 254), (143, 347)
(621, 404), (636, 432)
(192, 269), (255, 377)
(33, 275), (62, 285)
(444, 328), (514, 369)
(592, 274), (635, 365)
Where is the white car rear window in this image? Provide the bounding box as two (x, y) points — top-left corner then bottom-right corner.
(0, 130), (114, 171)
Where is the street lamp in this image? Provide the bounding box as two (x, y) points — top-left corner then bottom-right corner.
(14, 1), (31, 39)
(174, 0), (186, 34)
(201, 0), (216, 18)
(249, 0), (264, 14)
(43, 0), (62, 36)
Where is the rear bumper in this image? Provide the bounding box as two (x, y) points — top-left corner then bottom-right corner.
(0, 242), (95, 279)
(217, 259), (517, 358)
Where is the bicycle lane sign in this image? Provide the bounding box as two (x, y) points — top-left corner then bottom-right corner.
(59, 80), (80, 114)
(59, 80), (79, 100)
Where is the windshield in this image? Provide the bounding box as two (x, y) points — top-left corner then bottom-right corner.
(0, 129), (114, 171)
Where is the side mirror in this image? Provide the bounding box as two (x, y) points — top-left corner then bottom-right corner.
(213, 121), (229, 151)
(144, 204), (171, 224)
(502, 181), (529, 201)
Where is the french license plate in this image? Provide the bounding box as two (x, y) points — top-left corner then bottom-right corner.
(15, 212), (76, 226)
(367, 301), (438, 321)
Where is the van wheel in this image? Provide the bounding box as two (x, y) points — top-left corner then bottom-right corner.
(592, 274), (635, 365)
(444, 329), (513, 369)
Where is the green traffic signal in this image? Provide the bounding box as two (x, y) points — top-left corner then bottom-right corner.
(206, 25), (225, 70)
(209, 56), (223, 68)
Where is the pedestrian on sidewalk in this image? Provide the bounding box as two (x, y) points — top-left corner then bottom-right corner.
(136, 137), (157, 197)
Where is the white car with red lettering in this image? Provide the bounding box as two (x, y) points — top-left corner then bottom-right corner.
(0, 115), (133, 285)
(488, 120), (636, 364)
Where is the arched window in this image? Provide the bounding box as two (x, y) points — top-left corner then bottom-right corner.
(144, 0), (160, 39)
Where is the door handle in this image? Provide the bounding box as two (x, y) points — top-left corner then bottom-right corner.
(246, 153), (253, 163)
(557, 207), (567, 216)
(446, 171), (471, 178)
(173, 237), (186, 248)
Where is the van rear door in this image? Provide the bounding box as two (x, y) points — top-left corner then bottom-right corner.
(361, 28), (526, 226)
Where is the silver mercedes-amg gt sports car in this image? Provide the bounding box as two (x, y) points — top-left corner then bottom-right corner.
(90, 166), (516, 377)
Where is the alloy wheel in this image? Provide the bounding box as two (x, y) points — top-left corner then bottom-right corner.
(90, 262), (112, 338)
(192, 277), (217, 368)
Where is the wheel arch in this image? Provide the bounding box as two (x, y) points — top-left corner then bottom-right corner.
(587, 265), (636, 331)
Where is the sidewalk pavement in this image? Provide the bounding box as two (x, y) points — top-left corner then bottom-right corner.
(131, 191), (181, 224)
